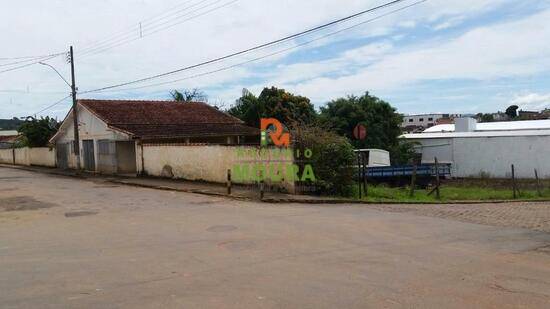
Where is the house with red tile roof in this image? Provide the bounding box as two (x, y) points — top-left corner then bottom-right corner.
(0, 132), (21, 149)
(50, 99), (259, 174)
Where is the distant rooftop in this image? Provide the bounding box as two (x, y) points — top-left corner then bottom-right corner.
(404, 119), (550, 139)
(0, 130), (18, 136)
(423, 119), (550, 133)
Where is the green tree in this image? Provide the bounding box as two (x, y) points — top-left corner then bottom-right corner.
(228, 87), (316, 128)
(17, 116), (59, 147)
(476, 113), (494, 122)
(505, 105), (519, 119)
(293, 125), (355, 196)
(319, 92), (416, 165)
(170, 88), (207, 102)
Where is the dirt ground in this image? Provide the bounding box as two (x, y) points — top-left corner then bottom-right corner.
(1, 167), (550, 308)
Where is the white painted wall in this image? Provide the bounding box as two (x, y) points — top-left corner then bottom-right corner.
(15, 148), (30, 166)
(142, 145), (295, 191)
(28, 148), (56, 167)
(55, 105), (131, 171)
(414, 135), (550, 178)
(0, 149), (13, 164)
(0, 147), (55, 167)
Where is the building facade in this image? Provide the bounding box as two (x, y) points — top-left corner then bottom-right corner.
(401, 114), (466, 133)
(403, 118), (550, 178)
(49, 99), (259, 175)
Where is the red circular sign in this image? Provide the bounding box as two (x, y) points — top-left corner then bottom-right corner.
(353, 124), (367, 140)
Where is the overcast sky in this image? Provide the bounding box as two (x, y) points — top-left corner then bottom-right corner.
(1, 0), (549, 119)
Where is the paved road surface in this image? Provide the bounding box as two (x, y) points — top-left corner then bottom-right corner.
(1, 168), (550, 308)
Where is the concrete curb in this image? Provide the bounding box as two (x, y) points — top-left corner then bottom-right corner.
(3, 164), (550, 205)
(261, 197), (550, 205)
(107, 179), (254, 201)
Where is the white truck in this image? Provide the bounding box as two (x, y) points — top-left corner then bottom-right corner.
(354, 149), (391, 167)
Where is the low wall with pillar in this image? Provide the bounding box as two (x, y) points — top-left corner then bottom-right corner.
(140, 144), (295, 192)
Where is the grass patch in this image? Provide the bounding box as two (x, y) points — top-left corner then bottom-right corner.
(353, 185), (550, 202)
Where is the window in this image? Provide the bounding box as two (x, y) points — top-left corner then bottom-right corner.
(419, 118), (424, 122)
(408, 119), (413, 123)
(428, 117), (433, 121)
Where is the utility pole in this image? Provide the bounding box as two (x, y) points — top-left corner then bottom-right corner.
(69, 46), (81, 172)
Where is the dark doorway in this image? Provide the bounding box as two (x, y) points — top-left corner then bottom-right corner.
(56, 143), (68, 169)
(82, 140), (95, 171)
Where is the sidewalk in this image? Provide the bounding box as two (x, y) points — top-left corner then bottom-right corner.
(0, 164), (341, 203)
(4, 164), (549, 205)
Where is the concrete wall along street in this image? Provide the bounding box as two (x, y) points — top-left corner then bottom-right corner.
(0, 147), (56, 167)
(141, 144), (295, 191)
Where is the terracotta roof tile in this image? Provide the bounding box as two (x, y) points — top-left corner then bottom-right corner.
(113, 123), (259, 139)
(78, 99), (258, 139)
(80, 99), (242, 125)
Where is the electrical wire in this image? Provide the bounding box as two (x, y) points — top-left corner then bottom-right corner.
(0, 89), (68, 94)
(0, 52), (65, 61)
(80, 0), (237, 57)
(87, 0), (427, 94)
(0, 54), (63, 74)
(77, 0), (203, 52)
(0, 52), (65, 68)
(31, 94), (72, 116)
(80, 0), (411, 94)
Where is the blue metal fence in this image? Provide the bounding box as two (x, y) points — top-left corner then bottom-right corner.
(363, 164), (451, 178)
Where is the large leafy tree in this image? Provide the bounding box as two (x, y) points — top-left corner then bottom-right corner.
(18, 116), (59, 147)
(505, 105), (519, 119)
(319, 92), (402, 149)
(319, 92), (413, 164)
(228, 87), (316, 128)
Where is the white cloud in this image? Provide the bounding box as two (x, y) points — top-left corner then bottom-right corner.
(0, 0), (543, 118)
(511, 93), (550, 110)
(260, 7), (550, 104)
(433, 15), (465, 30)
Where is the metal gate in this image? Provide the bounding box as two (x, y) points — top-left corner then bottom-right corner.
(56, 143), (68, 169)
(82, 140), (95, 171)
(97, 140), (117, 174)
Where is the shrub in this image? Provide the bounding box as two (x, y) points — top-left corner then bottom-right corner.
(18, 116), (59, 148)
(292, 126), (355, 196)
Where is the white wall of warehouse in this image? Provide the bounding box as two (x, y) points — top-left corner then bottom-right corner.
(414, 136), (550, 179)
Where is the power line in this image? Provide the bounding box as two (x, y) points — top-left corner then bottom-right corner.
(79, 0), (212, 55)
(0, 54), (64, 74)
(0, 52), (65, 68)
(31, 94), (72, 116)
(80, 0), (229, 57)
(77, 0), (202, 52)
(0, 52), (65, 61)
(0, 89), (67, 94)
(88, 0), (427, 94)
(80, 0), (237, 57)
(81, 0), (411, 94)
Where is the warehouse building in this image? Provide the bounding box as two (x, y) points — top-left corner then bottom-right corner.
(403, 118), (550, 179)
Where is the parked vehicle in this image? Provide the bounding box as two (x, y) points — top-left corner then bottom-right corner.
(354, 148), (451, 186)
(353, 149), (391, 167)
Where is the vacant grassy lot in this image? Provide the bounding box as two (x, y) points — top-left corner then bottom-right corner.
(356, 185), (550, 202)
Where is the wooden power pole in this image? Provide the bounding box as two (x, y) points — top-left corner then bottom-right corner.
(69, 46), (81, 171)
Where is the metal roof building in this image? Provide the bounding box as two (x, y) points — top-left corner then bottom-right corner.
(403, 118), (550, 179)
(422, 119), (550, 133)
